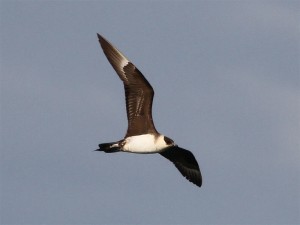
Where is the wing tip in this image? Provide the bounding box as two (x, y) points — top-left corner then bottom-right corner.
(97, 33), (104, 43)
(182, 168), (202, 188)
(195, 178), (202, 187)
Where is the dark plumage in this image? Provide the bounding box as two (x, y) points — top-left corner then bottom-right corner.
(96, 34), (202, 187)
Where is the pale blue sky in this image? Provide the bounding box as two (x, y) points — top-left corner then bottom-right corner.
(1, 1), (299, 224)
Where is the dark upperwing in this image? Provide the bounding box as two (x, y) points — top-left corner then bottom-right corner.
(160, 146), (202, 187)
(97, 34), (158, 137)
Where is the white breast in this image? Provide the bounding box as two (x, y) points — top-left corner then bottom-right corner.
(123, 134), (167, 153)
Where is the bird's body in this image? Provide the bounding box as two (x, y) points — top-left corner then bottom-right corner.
(96, 34), (202, 187)
(100, 134), (169, 154)
(122, 134), (169, 153)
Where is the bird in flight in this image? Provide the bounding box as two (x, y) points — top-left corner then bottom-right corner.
(95, 34), (202, 187)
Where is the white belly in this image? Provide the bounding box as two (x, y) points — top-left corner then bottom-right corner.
(123, 134), (167, 153)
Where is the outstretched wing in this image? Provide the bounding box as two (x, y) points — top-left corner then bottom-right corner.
(160, 146), (202, 187)
(97, 34), (157, 137)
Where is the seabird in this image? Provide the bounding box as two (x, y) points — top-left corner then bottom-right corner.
(96, 34), (202, 187)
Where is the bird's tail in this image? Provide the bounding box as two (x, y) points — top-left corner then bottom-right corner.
(96, 142), (120, 153)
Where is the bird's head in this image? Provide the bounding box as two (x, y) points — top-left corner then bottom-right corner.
(163, 136), (177, 148)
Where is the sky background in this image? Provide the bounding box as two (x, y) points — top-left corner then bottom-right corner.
(1, 1), (299, 224)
